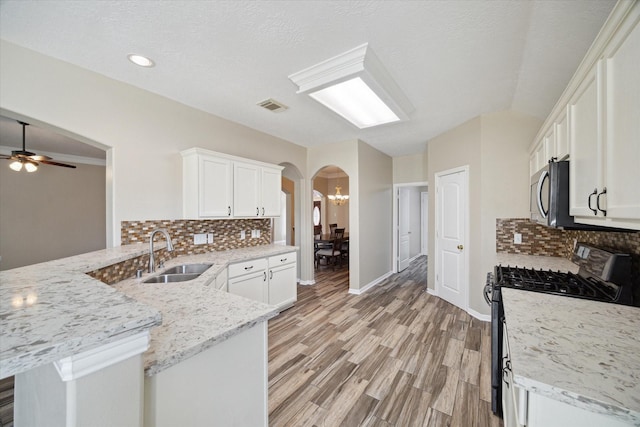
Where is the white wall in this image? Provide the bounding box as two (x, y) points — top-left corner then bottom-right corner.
(357, 140), (393, 288)
(0, 41), (307, 247)
(0, 162), (106, 270)
(393, 151), (428, 184)
(428, 111), (541, 316)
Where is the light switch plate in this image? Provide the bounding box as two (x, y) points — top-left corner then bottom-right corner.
(514, 233), (522, 244)
(194, 233), (207, 245)
(240, 230), (246, 240)
(207, 233), (214, 244)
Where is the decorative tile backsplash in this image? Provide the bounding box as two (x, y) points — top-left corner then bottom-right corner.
(88, 219), (272, 284)
(496, 218), (640, 305)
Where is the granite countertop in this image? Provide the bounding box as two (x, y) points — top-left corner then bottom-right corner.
(0, 244), (162, 379)
(0, 243), (297, 380)
(502, 287), (640, 425)
(113, 244), (296, 376)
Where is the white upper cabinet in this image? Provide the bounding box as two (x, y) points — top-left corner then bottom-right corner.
(569, 65), (600, 218)
(555, 109), (569, 161)
(532, 1), (640, 230)
(603, 14), (640, 225)
(181, 148), (283, 219)
(233, 162), (261, 217)
(234, 162), (283, 218)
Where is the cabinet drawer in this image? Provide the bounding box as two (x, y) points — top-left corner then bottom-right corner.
(228, 258), (268, 278)
(268, 252), (296, 267)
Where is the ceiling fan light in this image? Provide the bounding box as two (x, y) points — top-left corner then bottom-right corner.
(24, 161), (38, 172)
(9, 160), (23, 171)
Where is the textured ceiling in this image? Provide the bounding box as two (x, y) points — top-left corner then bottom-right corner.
(0, 0), (616, 157)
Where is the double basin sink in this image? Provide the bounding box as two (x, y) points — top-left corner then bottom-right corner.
(143, 263), (213, 283)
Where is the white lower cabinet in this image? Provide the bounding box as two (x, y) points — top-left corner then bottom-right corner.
(228, 258), (267, 302)
(267, 253), (297, 309)
(228, 252), (297, 310)
(144, 321), (268, 427)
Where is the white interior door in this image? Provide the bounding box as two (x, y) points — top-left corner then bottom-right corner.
(421, 192), (428, 256)
(435, 167), (467, 310)
(398, 188), (410, 272)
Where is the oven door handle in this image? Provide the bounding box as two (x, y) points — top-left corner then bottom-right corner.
(483, 283), (492, 306)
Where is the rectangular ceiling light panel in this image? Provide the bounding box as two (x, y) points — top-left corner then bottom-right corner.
(309, 77), (400, 128)
(289, 43), (413, 129)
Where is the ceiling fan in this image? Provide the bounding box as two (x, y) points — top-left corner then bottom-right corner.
(1, 121), (76, 172)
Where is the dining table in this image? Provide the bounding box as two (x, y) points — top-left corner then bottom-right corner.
(315, 233), (349, 243)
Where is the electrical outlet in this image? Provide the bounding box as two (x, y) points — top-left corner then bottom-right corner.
(207, 233), (214, 244)
(255, 229), (260, 238)
(514, 233), (522, 245)
(193, 233), (207, 245)
(240, 230), (246, 240)
(251, 229), (261, 238)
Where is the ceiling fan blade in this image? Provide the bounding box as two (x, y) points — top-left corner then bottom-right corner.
(40, 159), (77, 169)
(0, 154), (14, 160)
(29, 154), (52, 161)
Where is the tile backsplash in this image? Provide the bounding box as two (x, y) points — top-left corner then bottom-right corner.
(496, 218), (640, 305)
(88, 219), (272, 285)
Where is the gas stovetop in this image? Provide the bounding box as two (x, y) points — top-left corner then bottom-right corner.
(495, 265), (618, 302)
(490, 243), (633, 306)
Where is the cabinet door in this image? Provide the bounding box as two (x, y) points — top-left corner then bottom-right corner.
(605, 19), (640, 221)
(234, 162), (261, 217)
(555, 110), (569, 160)
(200, 157), (233, 217)
(228, 270), (266, 303)
(268, 263), (296, 309)
(569, 66), (601, 217)
(261, 166), (282, 217)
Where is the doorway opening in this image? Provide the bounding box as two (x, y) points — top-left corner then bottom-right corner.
(312, 166), (350, 286)
(393, 182), (428, 274)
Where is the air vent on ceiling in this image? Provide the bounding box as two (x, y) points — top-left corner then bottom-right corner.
(257, 98), (288, 112)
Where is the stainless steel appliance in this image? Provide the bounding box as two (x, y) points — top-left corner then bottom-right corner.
(483, 243), (633, 417)
(530, 160), (584, 229)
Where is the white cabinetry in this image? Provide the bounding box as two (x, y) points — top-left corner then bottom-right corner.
(555, 110), (569, 161)
(267, 252), (297, 309)
(228, 258), (268, 302)
(181, 148), (283, 219)
(233, 162), (282, 218)
(227, 252), (297, 310)
(568, 65), (600, 218)
(183, 152), (233, 218)
(569, 12), (640, 230)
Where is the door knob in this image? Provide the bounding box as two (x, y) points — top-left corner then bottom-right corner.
(457, 244), (464, 250)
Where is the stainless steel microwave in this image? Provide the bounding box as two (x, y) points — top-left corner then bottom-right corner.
(530, 160), (581, 229)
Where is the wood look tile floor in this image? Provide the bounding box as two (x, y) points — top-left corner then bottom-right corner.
(268, 256), (502, 427)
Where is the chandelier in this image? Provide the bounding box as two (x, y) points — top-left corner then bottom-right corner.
(328, 185), (349, 206)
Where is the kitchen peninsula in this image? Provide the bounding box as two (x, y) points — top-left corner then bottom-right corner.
(0, 243), (297, 427)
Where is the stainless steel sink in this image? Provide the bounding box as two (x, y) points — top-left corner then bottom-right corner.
(161, 263), (212, 275)
(142, 263), (212, 283)
(143, 273), (202, 283)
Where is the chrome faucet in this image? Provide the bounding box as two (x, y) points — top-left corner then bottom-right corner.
(149, 228), (174, 273)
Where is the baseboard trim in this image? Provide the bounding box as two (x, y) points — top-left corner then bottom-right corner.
(348, 271), (394, 295)
(467, 308), (490, 322)
(425, 288), (489, 322)
(298, 279), (315, 286)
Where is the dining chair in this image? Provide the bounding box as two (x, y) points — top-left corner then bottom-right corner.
(315, 236), (343, 270)
(334, 228), (345, 239)
(329, 223), (338, 237)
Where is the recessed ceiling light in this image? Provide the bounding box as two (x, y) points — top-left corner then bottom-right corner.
(127, 54), (155, 68)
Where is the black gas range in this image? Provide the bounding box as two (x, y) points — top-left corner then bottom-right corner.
(484, 242), (633, 417)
